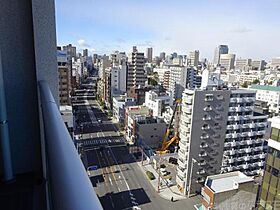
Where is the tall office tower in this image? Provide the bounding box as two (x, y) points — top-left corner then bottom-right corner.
(146, 47), (153, 63)
(83, 49), (88, 57)
(169, 67), (198, 99)
(213, 45), (229, 66)
(57, 50), (72, 105)
(258, 117), (280, 210)
(127, 47), (147, 90)
(63, 44), (77, 59)
(188, 50), (199, 68)
(160, 52), (166, 61)
(219, 54), (236, 70)
(235, 58), (252, 70)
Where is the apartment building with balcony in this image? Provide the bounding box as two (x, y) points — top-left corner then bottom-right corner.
(222, 89), (268, 176)
(177, 87), (268, 195)
(258, 117), (280, 210)
(57, 50), (72, 105)
(127, 47), (147, 90)
(176, 88), (231, 195)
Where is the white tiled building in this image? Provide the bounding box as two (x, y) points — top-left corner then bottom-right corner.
(144, 90), (173, 117)
(250, 84), (280, 114)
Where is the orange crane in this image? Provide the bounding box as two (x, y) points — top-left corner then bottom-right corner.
(157, 99), (181, 154)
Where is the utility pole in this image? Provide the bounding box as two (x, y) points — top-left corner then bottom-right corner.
(157, 156), (161, 193)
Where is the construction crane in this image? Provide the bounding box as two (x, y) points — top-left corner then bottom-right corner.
(157, 99), (181, 154)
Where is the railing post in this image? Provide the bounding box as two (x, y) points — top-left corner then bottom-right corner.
(0, 50), (14, 182)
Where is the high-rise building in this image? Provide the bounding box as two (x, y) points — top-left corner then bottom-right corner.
(57, 50), (72, 105)
(271, 57), (280, 69)
(146, 47), (153, 63)
(104, 63), (127, 107)
(160, 52), (166, 61)
(252, 60), (266, 71)
(63, 44), (77, 59)
(168, 66), (198, 99)
(127, 47), (147, 90)
(188, 50), (199, 68)
(83, 49), (88, 57)
(220, 54), (236, 70)
(235, 58), (252, 70)
(213, 45), (229, 66)
(177, 74), (268, 195)
(258, 117), (280, 210)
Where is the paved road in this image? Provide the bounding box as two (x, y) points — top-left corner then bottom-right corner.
(73, 93), (200, 210)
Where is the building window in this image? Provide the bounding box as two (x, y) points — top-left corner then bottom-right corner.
(271, 127), (279, 141)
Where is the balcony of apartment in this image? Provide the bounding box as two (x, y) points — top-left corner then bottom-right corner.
(196, 177), (205, 183)
(201, 124), (210, 131)
(245, 148), (252, 153)
(260, 153), (266, 159)
(230, 98), (237, 103)
(199, 151), (208, 157)
(241, 164), (249, 170)
(181, 114), (191, 123)
(184, 97), (193, 105)
(200, 142), (209, 149)
(176, 175), (185, 187)
(245, 139), (253, 145)
(203, 106), (213, 112)
(202, 115), (212, 121)
(178, 158), (188, 169)
(198, 160), (207, 166)
(39, 82), (103, 209)
(248, 131), (256, 137)
(182, 106), (192, 114)
(200, 134), (210, 140)
(236, 98), (243, 103)
(178, 149), (187, 158)
(258, 161), (265, 167)
(244, 156), (252, 161)
(196, 169), (206, 175)
(179, 141), (189, 151)
(257, 130), (266, 136)
(225, 149), (236, 156)
(177, 167), (186, 178)
(243, 97), (255, 103)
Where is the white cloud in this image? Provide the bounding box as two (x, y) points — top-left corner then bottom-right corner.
(77, 39), (91, 48)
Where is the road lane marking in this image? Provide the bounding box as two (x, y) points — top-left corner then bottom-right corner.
(108, 177), (113, 186)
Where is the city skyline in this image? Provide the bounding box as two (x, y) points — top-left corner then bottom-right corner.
(56, 0), (280, 60)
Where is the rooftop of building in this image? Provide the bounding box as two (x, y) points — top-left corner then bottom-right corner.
(113, 95), (135, 102)
(205, 171), (254, 193)
(135, 116), (164, 124)
(250, 84), (280, 92)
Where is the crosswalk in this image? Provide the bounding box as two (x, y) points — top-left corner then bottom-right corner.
(81, 138), (125, 146)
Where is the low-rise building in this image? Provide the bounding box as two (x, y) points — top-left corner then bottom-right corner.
(144, 90), (173, 117)
(197, 171), (258, 210)
(126, 112), (166, 149)
(112, 95), (136, 122)
(250, 84), (280, 115)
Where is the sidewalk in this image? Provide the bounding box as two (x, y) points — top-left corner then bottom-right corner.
(136, 160), (187, 201)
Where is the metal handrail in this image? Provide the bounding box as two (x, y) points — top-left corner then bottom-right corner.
(38, 81), (103, 210)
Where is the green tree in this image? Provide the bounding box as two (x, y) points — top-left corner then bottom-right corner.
(241, 81), (248, 88)
(252, 79), (260, 84)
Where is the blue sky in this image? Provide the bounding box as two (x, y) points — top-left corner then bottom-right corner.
(56, 0), (280, 60)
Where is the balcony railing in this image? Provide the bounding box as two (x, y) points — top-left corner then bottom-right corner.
(39, 81), (103, 210)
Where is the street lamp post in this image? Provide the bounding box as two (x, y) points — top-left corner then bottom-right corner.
(186, 158), (197, 197)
